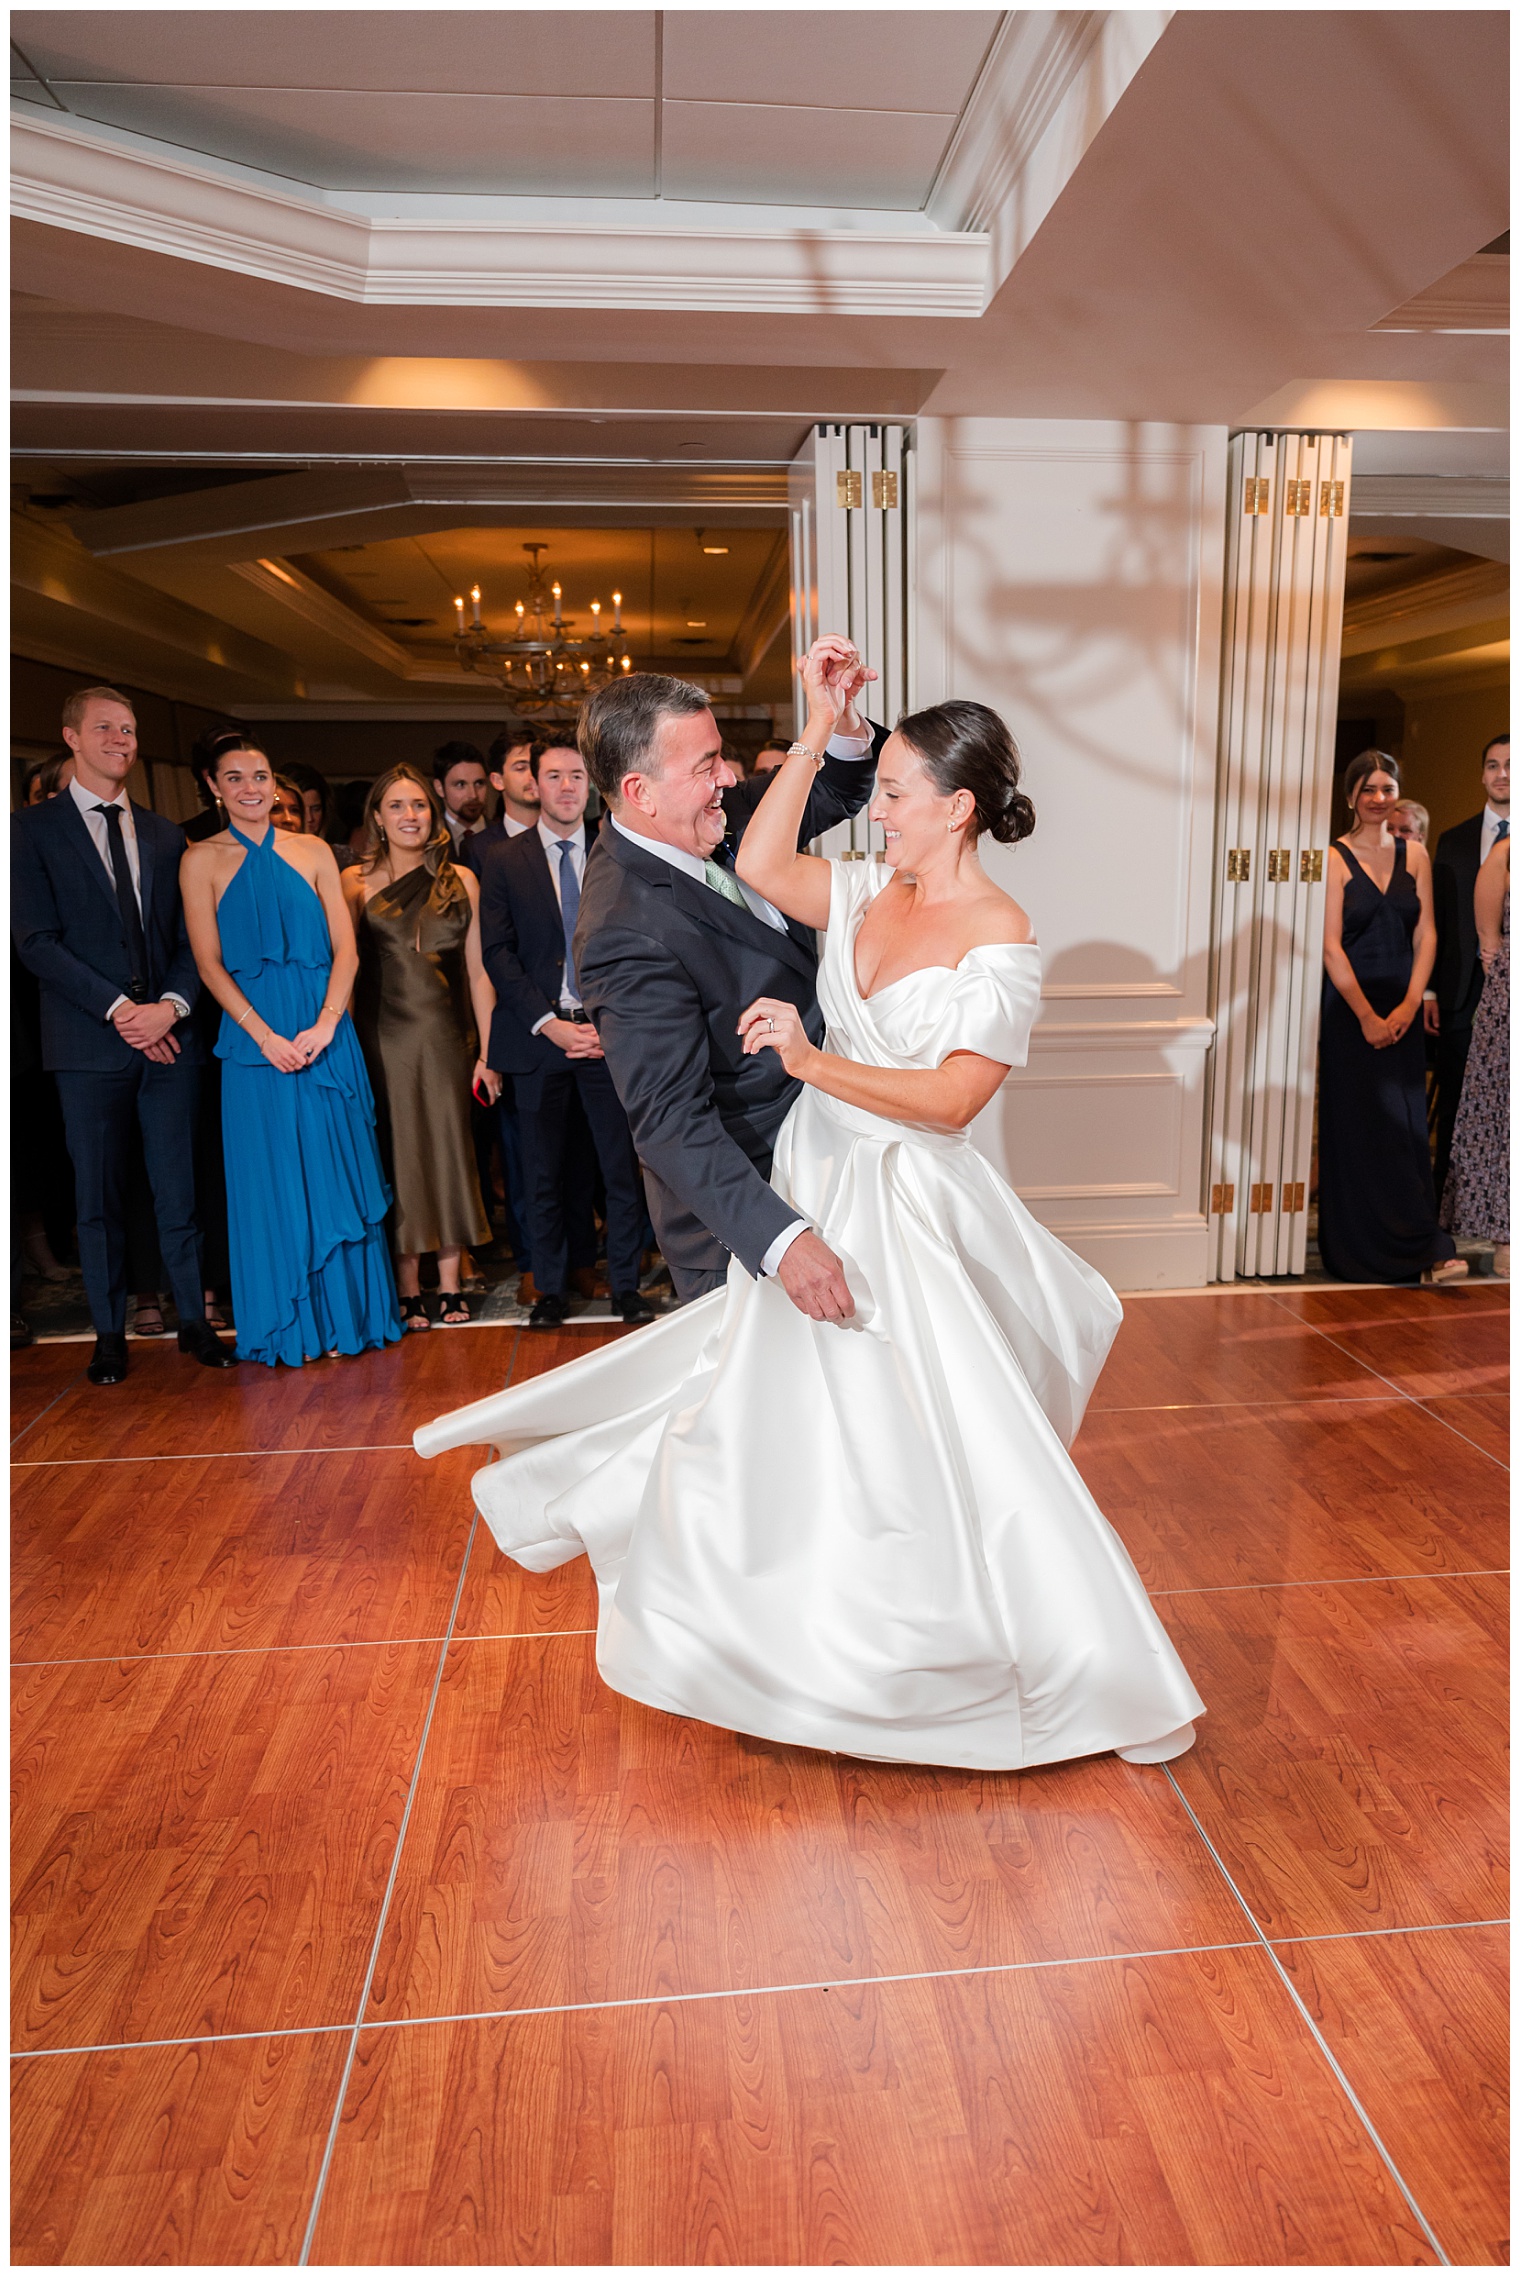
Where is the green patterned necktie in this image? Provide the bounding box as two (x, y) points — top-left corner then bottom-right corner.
(703, 857), (748, 910)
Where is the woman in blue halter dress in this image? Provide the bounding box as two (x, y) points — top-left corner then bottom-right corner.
(180, 741), (400, 1365)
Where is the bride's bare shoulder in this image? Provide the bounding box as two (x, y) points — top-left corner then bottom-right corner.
(966, 879), (1035, 948)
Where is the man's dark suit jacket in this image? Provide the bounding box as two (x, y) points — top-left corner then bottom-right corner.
(1431, 811), (1487, 1025)
(459, 815), (516, 878)
(478, 821), (595, 1077)
(11, 793), (201, 1071)
(572, 733), (884, 1282)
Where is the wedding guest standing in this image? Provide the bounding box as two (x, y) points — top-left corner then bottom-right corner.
(283, 763), (332, 843)
(1388, 799), (1429, 846)
(1319, 750), (1464, 1286)
(1440, 834), (1509, 1278)
(270, 775), (306, 834)
(433, 742), (491, 860)
(1429, 733), (1509, 1193)
(344, 766), (499, 1328)
(11, 685), (235, 1383)
(181, 738), (399, 1365)
(459, 722), (536, 878)
(478, 737), (654, 1329)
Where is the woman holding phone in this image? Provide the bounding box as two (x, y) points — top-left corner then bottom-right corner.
(344, 765), (499, 1326)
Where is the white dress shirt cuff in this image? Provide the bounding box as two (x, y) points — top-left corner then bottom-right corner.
(107, 993), (192, 1024)
(825, 727), (873, 760)
(530, 1012), (554, 1036)
(760, 1219), (808, 1277)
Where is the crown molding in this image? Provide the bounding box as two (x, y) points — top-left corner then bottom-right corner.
(927, 10), (1170, 296)
(228, 558), (416, 678)
(11, 110), (989, 318)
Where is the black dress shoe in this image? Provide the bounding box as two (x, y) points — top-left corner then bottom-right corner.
(613, 1293), (657, 1326)
(177, 1318), (239, 1367)
(87, 1332), (129, 1386)
(528, 1292), (570, 1329)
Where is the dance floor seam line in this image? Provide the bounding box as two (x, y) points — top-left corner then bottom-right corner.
(1161, 1764), (1453, 2266)
(1265, 1290), (1511, 1472)
(15, 1565), (1510, 1672)
(9, 1377), (83, 1452)
(11, 1916), (1508, 2065)
(8, 1628), (598, 1672)
(20, 1388), (1507, 1471)
(295, 1506), (483, 2269)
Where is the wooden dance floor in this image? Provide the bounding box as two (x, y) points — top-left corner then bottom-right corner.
(11, 1283), (1508, 2265)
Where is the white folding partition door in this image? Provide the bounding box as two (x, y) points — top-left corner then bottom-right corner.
(788, 424), (913, 858)
(1206, 431), (1352, 1280)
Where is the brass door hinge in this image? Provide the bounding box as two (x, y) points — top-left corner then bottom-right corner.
(1267, 848), (1292, 882)
(1227, 848), (1251, 882)
(1285, 478), (1313, 516)
(871, 469), (899, 509)
(1319, 480), (1344, 517)
(1210, 1182), (1236, 1215)
(1300, 848), (1324, 883)
(836, 469), (863, 509)
(1281, 1182), (1306, 1213)
(1243, 477), (1270, 515)
(1249, 1182), (1274, 1212)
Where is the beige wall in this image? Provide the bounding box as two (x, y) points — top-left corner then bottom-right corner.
(1397, 678), (1509, 848)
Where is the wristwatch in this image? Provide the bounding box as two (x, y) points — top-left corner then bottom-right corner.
(786, 741), (826, 769)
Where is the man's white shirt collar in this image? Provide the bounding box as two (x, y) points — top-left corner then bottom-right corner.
(610, 815), (708, 882)
(69, 776), (129, 818)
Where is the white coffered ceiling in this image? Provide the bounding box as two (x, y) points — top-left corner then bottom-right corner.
(11, 9), (1002, 206)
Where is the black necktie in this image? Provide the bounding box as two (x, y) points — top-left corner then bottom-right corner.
(92, 802), (148, 997)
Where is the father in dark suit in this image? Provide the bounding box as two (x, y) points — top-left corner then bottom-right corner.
(11, 685), (236, 1384)
(1428, 731), (1509, 1194)
(573, 639), (882, 1313)
(479, 736), (655, 1330)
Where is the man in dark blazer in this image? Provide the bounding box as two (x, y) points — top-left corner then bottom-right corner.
(479, 737), (655, 1328)
(573, 642), (883, 1311)
(458, 721), (537, 880)
(11, 685), (236, 1383)
(1429, 732), (1509, 1194)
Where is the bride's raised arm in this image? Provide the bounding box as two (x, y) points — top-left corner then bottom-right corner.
(733, 637), (871, 929)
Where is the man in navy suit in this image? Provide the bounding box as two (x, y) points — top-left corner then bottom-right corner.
(1429, 732), (1510, 1194)
(479, 737), (655, 1329)
(11, 686), (236, 1384)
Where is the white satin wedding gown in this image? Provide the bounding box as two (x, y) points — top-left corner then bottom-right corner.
(416, 859), (1203, 1771)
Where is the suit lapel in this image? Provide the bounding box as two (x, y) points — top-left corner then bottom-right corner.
(666, 863), (818, 981)
(55, 790), (126, 930)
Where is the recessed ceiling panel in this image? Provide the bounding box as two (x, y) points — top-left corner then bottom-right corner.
(662, 101), (957, 210)
(13, 10), (659, 96)
(662, 10), (998, 116)
(50, 86), (657, 195)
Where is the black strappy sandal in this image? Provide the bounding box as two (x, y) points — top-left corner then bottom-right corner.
(399, 1293), (432, 1332)
(436, 1290), (472, 1326)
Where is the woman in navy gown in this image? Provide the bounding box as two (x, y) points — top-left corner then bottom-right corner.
(1318, 750), (1464, 1286)
(181, 740), (401, 1364)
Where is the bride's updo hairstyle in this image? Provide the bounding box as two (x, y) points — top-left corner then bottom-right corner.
(894, 701), (1035, 845)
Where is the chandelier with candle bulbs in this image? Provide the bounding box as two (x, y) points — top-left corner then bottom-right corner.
(452, 543), (633, 713)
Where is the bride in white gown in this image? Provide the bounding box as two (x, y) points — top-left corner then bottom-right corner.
(416, 683), (1203, 1772)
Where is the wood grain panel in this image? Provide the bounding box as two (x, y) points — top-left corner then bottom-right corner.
(11, 2028), (347, 2265)
(1164, 1573), (1508, 1939)
(1319, 1311), (1511, 1401)
(11, 1328), (526, 1465)
(10, 1347), (86, 1444)
(364, 1631), (1243, 2029)
(314, 1947), (1437, 2265)
(1418, 1394), (1510, 1465)
(1275, 1924), (1508, 2267)
(503, 1323), (642, 1385)
(12, 1447), (476, 1665)
(1074, 1397), (1509, 1594)
(1089, 1295), (1384, 1409)
(12, 1640), (438, 2051)
(452, 1525), (599, 1642)
(1271, 1285), (1510, 1330)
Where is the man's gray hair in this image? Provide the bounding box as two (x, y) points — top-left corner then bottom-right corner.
(578, 674), (710, 806)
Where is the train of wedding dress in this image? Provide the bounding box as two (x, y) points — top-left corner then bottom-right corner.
(416, 859), (1203, 1771)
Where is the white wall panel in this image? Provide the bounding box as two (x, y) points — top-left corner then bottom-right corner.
(915, 417), (1228, 1288)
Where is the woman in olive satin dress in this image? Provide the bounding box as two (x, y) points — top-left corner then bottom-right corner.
(344, 766), (501, 1326)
